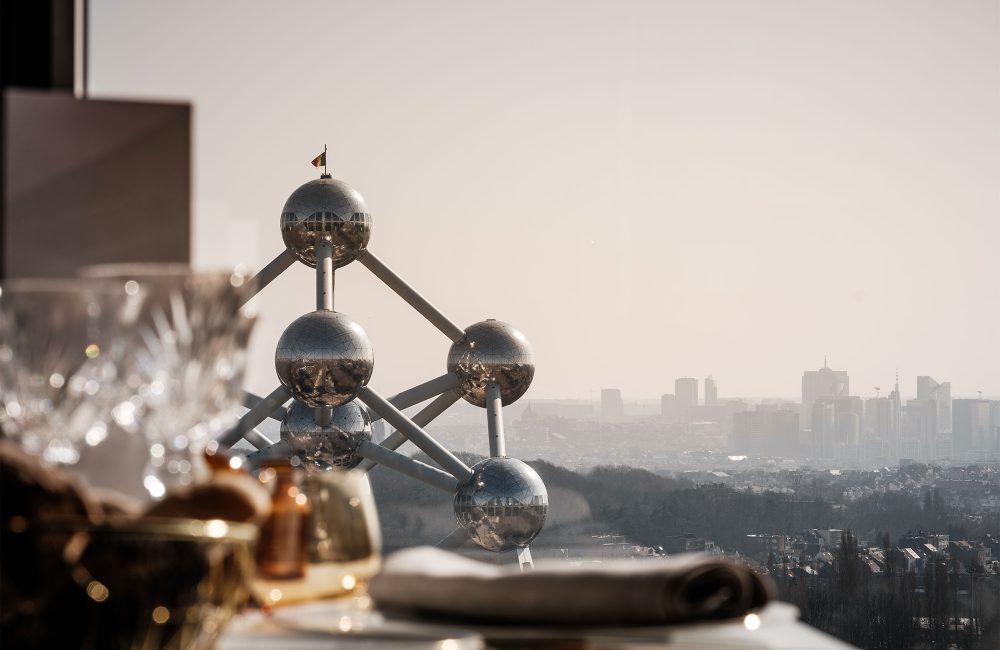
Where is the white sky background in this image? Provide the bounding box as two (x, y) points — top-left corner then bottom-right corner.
(90, 0), (999, 401)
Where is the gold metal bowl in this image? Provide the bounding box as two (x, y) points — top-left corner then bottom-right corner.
(1, 517), (257, 649)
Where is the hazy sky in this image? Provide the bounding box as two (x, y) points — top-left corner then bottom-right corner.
(91, 1), (998, 401)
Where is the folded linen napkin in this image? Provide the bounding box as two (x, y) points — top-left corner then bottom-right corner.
(369, 546), (774, 626)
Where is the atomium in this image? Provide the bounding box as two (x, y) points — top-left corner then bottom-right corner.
(280, 400), (372, 469)
(274, 310), (373, 408)
(454, 457), (548, 552)
(225, 161), (549, 561)
(447, 319), (534, 407)
(280, 177), (372, 268)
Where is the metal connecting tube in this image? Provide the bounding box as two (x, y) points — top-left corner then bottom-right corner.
(243, 428), (276, 450)
(218, 385), (292, 448)
(315, 240), (334, 311)
(358, 250), (466, 343)
(244, 439), (293, 468)
(357, 440), (458, 493)
(239, 249), (296, 307)
(358, 386), (473, 483)
(310, 240), (336, 429)
(314, 407), (333, 426)
(486, 382), (506, 457)
(369, 372), (462, 424)
(358, 389), (462, 471)
(241, 390), (289, 422)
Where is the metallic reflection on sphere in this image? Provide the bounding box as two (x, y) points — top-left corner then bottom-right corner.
(453, 457), (548, 552)
(280, 177), (372, 268)
(447, 320), (534, 407)
(280, 399), (372, 469)
(274, 311), (374, 408)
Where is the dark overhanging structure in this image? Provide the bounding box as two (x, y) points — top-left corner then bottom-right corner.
(2, 0), (191, 282)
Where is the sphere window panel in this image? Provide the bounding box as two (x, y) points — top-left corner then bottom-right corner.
(274, 311), (374, 408)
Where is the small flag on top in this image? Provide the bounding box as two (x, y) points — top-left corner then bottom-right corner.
(311, 151), (326, 168)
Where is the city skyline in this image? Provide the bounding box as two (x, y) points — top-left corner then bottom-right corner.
(591, 366), (996, 403)
(501, 365), (998, 467)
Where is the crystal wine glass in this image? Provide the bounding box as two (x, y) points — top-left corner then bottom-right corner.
(79, 264), (255, 498)
(0, 279), (132, 465)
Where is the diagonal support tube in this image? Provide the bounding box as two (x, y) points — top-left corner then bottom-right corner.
(240, 249), (296, 306)
(357, 440), (458, 492)
(218, 385), (292, 448)
(241, 390), (289, 422)
(358, 386), (473, 483)
(486, 382), (506, 457)
(370, 372), (462, 424)
(244, 439), (292, 468)
(358, 250), (466, 343)
(358, 389), (461, 471)
(244, 428), (276, 450)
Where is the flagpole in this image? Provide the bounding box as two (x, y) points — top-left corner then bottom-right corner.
(324, 143), (328, 176)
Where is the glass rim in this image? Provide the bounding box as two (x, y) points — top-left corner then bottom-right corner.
(78, 262), (251, 283)
(0, 277), (131, 295)
(32, 516), (259, 542)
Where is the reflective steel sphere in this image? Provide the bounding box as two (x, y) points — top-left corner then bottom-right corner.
(447, 320), (534, 407)
(453, 457), (548, 552)
(280, 177), (372, 268)
(280, 399), (372, 469)
(274, 311), (374, 408)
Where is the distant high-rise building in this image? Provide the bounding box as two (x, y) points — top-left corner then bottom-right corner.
(601, 388), (623, 421)
(812, 399), (837, 458)
(704, 376), (718, 406)
(916, 377), (951, 460)
(834, 396), (863, 460)
(801, 360), (849, 431)
(864, 395), (901, 461)
(889, 375), (902, 457)
(675, 378), (698, 411)
(902, 398), (934, 460)
(864, 397), (890, 437)
(888, 375), (950, 462)
(953, 399), (1000, 461)
(660, 393), (676, 422)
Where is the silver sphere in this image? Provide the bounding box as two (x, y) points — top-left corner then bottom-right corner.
(280, 177), (372, 268)
(275, 311), (374, 408)
(280, 399), (372, 469)
(447, 320), (534, 407)
(454, 457), (548, 552)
